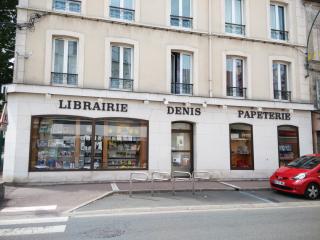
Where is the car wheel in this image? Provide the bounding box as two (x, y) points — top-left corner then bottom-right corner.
(304, 183), (320, 200)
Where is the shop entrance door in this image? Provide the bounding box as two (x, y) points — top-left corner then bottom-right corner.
(171, 122), (193, 175)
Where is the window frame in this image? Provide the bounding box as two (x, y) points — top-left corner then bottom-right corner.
(52, 0), (82, 14)
(109, 0), (135, 21)
(170, 0), (193, 28)
(51, 37), (79, 86)
(225, 0), (245, 35)
(272, 61), (290, 101)
(226, 56), (246, 98)
(29, 115), (149, 172)
(110, 44), (134, 91)
(270, 2), (288, 41)
(171, 51), (193, 95)
(229, 123), (254, 171)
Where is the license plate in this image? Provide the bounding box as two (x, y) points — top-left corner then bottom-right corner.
(273, 180), (285, 186)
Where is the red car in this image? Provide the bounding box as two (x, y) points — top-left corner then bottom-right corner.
(270, 154), (320, 200)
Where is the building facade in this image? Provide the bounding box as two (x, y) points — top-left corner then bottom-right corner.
(3, 0), (314, 183)
(304, 0), (320, 153)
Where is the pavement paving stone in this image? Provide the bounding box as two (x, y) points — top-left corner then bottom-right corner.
(0, 184), (112, 213)
(116, 181), (233, 192)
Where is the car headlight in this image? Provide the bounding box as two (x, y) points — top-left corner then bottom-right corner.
(293, 173), (307, 180)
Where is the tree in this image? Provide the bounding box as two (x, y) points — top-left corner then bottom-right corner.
(0, 0), (18, 88)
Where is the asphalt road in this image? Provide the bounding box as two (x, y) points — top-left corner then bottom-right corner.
(0, 190), (319, 240)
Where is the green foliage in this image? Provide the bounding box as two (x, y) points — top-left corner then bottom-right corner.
(0, 0), (18, 86)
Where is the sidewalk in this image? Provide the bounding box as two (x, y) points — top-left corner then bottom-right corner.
(0, 180), (270, 216)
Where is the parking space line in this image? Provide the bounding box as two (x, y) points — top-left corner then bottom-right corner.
(240, 191), (275, 203)
(111, 183), (119, 192)
(219, 182), (241, 190)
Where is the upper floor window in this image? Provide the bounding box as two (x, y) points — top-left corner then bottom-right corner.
(225, 0), (245, 35)
(171, 51), (193, 95)
(110, 45), (134, 91)
(171, 0), (193, 28)
(226, 56), (246, 98)
(53, 0), (81, 13)
(110, 0), (135, 21)
(273, 62), (291, 101)
(51, 38), (78, 86)
(270, 3), (288, 41)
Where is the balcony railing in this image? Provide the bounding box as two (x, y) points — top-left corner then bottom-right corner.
(51, 72), (78, 85)
(109, 6), (135, 21)
(227, 87), (247, 98)
(274, 90), (291, 101)
(225, 23), (246, 35)
(271, 29), (289, 41)
(171, 83), (193, 95)
(170, 15), (193, 28)
(110, 77), (134, 91)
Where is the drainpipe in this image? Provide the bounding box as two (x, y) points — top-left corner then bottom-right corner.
(208, 0), (213, 97)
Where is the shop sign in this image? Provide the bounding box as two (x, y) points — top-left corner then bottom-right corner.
(167, 106), (201, 116)
(238, 110), (291, 120)
(58, 100), (128, 112)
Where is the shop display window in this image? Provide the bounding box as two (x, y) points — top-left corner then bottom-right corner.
(278, 125), (299, 166)
(94, 119), (148, 170)
(230, 123), (254, 170)
(30, 116), (148, 171)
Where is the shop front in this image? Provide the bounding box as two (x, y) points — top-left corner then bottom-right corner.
(2, 89), (314, 183)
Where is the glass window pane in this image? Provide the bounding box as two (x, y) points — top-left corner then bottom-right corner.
(54, 39), (65, 73)
(123, 48), (132, 79)
(110, 0), (120, 7)
(278, 6), (285, 31)
(280, 64), (287, 91)
(225, 0), (232, 23)
(111, 46), (120, 78)
(54, 0), (66, 10)
(67, 41), (77, 74)
(171, 0), (179, 15)
(235, 0), (242, 24)
(278, 126), (299, 166)
(230, 124), (253, 170)
(105, 119), (148, 170)
(270, 5), (276, 29)
(182, 0), (191, 17)
(124, 0), (133, 9)
(68, 1), (81, 13)
(182, 54), (191, 84)
(172, 132), (191, 151)
(226, 57), (233, 88)
(235, 59), (243, 88)
(30, 117), (93, 171)
(273, 63), (279, 91)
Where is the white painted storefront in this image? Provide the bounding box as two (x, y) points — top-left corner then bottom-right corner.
(3, 84), (314, 183)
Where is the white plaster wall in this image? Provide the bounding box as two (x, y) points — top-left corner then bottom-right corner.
(3, 93), (313, 183)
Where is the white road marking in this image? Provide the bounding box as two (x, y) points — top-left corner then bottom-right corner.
(1, 205), (57, 213)
(0, 217), (69, 226)
(0, 225), (66, 236)
(111, 183), (119, 192)
(239, 191), (275, 203)
(219, 182), (241, 190)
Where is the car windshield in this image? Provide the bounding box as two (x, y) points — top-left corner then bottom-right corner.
(287, 156), (320, 169)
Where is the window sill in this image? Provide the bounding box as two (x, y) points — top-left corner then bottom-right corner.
(52, 9), (82, 15)
(51, 83), (78, 88)
(226, 95), (246, 100)
(109, 88), (133, 92)
(224, 32), (246, 38)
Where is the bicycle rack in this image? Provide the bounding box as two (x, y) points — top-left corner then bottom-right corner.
(172, 171), (192, 196)
(129, 172), (148, 197)
(192, 171), (211, 195)
(151, 171), (171, 196)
